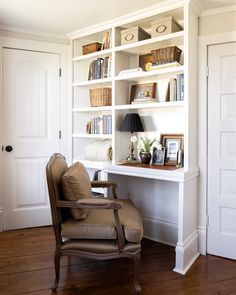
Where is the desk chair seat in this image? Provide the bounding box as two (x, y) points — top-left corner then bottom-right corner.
(46, 153), (143, 293)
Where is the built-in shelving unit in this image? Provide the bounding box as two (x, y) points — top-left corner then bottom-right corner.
(69, 0), (199, 276)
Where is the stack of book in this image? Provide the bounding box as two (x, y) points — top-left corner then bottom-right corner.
(169, 73), (184, 101)
(132, 98), (158, 104)
(101, 31), (111, 50)
(88, 56), (111, 80)
(87, 115), (112, 134)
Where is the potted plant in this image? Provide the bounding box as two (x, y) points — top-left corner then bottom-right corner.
(139, 136), (156, 164)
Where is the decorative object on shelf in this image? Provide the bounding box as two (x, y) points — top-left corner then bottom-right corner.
(88, 56), (111, 80)
(151, 16), (183, 37)
(139, 137), (156, 165)
(157, 79), (170, 102)
(120, 113), (144, 161)
(84, 139), (112, 162)
(152, 146), (166, 165)
(89, 87), (112, 107)
(130, 83), (157, 104)
(139, 53), (153, 71)
(151, 46), (182, 65)
(120, 26), (151, 45)
(176, 147), (184, 168)
(160, 133), (184, 165)
(82, 42), (102, 55)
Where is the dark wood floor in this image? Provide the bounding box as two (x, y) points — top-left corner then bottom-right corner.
(0, 227), (236, 295)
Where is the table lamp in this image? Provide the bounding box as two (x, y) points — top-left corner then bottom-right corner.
(120, 113), (144, 161)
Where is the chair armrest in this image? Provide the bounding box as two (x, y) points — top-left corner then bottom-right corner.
(91, 181), (118, 199)
(55, 198), (122, 210)
(76, 198), (123, 209)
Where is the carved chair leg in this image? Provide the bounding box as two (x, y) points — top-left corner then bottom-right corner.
(133, 252), (141, 294)
(52, 248), (61, 292)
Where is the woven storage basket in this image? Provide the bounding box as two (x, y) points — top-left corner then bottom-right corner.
(151, 46), (182, 64)
(82, 42), (102, 55)
(89, 87), (112, 107)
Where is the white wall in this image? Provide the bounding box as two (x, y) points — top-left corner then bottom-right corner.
(199, 10), (236, 36)
(198, 7), (236, 254)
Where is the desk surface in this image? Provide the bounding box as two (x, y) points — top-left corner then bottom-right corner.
(104, 163), (199, 182)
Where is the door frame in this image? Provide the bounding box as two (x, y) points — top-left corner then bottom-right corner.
(198, 30), (236, 255)
(0, 35), (70, 231)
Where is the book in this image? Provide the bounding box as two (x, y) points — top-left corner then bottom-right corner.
(149, 61), (181, 71)
(132, 98), (158, 104)
(169, 78), (177, 101)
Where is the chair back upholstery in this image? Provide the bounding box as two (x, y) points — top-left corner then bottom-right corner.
(46, 153), (68, 244)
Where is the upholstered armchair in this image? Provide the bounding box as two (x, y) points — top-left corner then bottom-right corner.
(46, 153), (143, 293)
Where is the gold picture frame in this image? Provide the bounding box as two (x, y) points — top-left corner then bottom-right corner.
(130, 82), (156, 103)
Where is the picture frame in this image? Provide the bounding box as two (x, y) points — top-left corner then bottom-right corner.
(130, 82), (156, 103)
(160, 133), (184, 165)
(152, 147), (166, 165)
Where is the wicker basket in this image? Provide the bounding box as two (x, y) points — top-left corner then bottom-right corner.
(89, 87), (112, 107)
(82, 42), (102, 55)
(151, 46), (182, 64)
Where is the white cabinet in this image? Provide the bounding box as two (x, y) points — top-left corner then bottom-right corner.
(69, 0), (199, 274)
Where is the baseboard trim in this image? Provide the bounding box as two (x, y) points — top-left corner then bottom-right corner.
(174, 230), (199, 274)
(198, 225), (207, 255)
(142, 216), (178, 247)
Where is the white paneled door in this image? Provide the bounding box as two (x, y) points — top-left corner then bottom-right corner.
(208, 42), (236, 259)
(3, 48), (60, 230)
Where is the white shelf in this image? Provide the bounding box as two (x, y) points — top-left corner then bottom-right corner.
(115, 31), (184, 55)
(73, 159), (108, 169)
(115, 101), (184, 110)
(72, 133), (112, 139)
(115, 66), (184, 82)
(73, 48), (112, 62)
(72, 106), (112, 112)
(73, 77), (112, 87)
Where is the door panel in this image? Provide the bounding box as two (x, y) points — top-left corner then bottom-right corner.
(3, 48), (60, 230)
(208, 42), (236, 259)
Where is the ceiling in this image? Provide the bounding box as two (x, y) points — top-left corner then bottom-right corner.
(0, 0), (235, 36)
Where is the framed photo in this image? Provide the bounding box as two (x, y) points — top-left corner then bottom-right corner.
(130, 82), (156, 103)
(152, 147), (165, 165)
(160, 134), (184, 165)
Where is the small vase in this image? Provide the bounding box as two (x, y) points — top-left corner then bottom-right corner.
(139, 152), (152, 164)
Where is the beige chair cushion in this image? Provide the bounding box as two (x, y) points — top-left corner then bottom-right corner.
(61, 199), (143, 243)
(62, 162), (92, 220)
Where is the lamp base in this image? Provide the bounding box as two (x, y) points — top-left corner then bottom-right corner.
(127, 154), (136, 161)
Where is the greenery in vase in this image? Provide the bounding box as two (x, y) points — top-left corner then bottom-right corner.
(139, 136), (156, 153)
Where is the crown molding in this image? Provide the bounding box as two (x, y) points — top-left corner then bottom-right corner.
(67, 0), (185, 39)
(201, 4), (236, 17)
(0, 24), (68, 41)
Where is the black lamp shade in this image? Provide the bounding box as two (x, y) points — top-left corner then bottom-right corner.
(120, 113), (144, 132)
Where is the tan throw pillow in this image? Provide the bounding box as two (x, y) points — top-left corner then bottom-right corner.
(62, 162), (92, 220)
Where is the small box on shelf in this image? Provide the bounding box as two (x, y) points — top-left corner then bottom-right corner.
(120, 26), (151, 45)
(151, 16), (183, 37)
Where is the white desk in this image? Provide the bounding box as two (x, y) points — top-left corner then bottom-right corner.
(104, 163), (199, 275)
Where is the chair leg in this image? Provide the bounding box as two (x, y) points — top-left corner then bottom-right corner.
(52, 248), (61, 292)
(133, 253), (141, 294)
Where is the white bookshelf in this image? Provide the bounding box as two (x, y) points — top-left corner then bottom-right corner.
(69, 0), (199, 275)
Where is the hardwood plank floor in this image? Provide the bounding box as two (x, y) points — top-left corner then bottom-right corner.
(0, 227), (236, 295)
